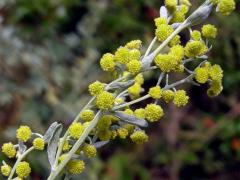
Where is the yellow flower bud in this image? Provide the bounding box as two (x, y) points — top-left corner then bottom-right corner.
(16, 126), (32, 142)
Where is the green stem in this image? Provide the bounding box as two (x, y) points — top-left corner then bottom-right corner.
(47, 111), (103, 180)
(8, 147), (34, 180)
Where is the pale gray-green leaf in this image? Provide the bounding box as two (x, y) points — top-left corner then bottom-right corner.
(43, 122), (59, 142)
(114, 111), (148, 127)
(47, 124), (62, 169)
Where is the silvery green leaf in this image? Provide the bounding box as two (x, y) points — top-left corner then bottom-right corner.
(198, 55), (208, 59)
(93, 141), (109, 148)
(160, 6), (168, 18)
(108, 80), (135, 89)
(47, 124), (62, 169)
(114, 111), (148, 127)
(18, 141), (27, 154)
(43, 122), (59, 142)
(185, 1), (213, 26)
(171, 23), (181, 29)
(141, 52), (155, 70)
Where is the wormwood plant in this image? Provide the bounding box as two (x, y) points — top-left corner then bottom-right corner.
(0, 0), (236, 179)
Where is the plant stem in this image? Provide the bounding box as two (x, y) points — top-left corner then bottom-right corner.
(8, 147), (34, 180)
(47, 111), (102, 180)
(144, 37), (157, 57)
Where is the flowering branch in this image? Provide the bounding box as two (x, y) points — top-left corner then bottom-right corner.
(0, 0), (236, 179)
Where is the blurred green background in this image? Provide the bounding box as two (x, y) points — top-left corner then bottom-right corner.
(0, 0), (239, 179)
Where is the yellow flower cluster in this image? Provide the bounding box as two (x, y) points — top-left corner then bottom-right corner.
(126, 59), (141, 75)
(185, 41), (207, 58)
(115, 47), (141, 64)
(63, 141), (72, 152)
(16, 161), (31, 178)
(69, 122), (85, 139)
(88, 81), (105, 96)
(96, 91), (115, 110)
(165, 0), (177, 12)
(2, 142), (16, 158)
(1, 164), (11, 177)
(162, 90), (175, 103)
(128, 83), (141, 98)
(125, 40), (142, 49)
(33, 138), (45, 150)
(67, 160), (85, 174)
(80, 109), (95, 122)
(130, 131), (149, 144)
(145, 104), (164, 122)
(83, 144), (97, 158)
(134, 108), (146, 119)
(117, 128), (129, 139)
(154, 17), (167, 27)
(155, 45), (184, 72)
(218, 0), (236, 16)
(149, 86), (162, 99)
(173, 90), (189, 107)
(202, 24), (217, 39)
(16, 126), (32, 142)
(155, 24), (174, 42)
(100, 53), (115, 72)
(191, 30), (202, 41)
(194, 67), (209, 84)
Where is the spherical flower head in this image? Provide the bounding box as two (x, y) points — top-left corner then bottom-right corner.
(97, 129), (112, 141)
(173, 90), (189, 107)
(123, 124), (135, 134)
(2, 142), (16, 158)
(149, 86), (162, 99)
(134, 108), (146, 119)
(16, 161), (31, 178)
(218, 0), (236, 16)
(96, 91), (115, 110)
(67, 160), (85, 175)
(194, 67), (209, 84)
(170, 45), (184, 62)
(202, 24), (217, 39)
(128, 83), (141, 98)
(130, 131), (148, 144)
(126, 60), (141, 75)
(209, 64), (223, 81)
(80, 109), (95, 122)
(207, 80), (223, 97)
(88, 81), (105, 96)
(169, 35), (181, 47)
(69, 122), (84, 139)
(125, 40), (142, 49)
(58, 154), (67, 163)
(97, 115), (112, 130)
(83, 144), (97, 158)
(170, 11), (186, 23)
(114, 47), (131, 64)
(33, 138), (45, 150)
(184, 40), (207, 58)
(154, 17), (167, 27)
(174, 64), (185, 73)
(162, 90), (175, 103)
(1, 164), (11, 177)
(63, 141), (72, 152)
(145, 104), (164, 122)
(117, 128), (129, 139)
(111, 130), (118, 139)
(165, 0), (177, 12)
(154, 54), (178, 72)
(16, 126), (31, 142)
(191, 30), (202, 41)
(155, 24), (174, 42)
(100, 53), (116, 72)
(129, 49), (141, 60)
(124, 108), (134, 115)
(134, 74), (144, 85)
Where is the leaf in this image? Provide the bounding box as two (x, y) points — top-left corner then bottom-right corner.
(43, 122), (59, 142)
(114, 111), (148, 127)
(18, 141), (27, 154)
(47, 123), (62, 169)
(109, 80), (135, 89)
(93, 141), (109, 148)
